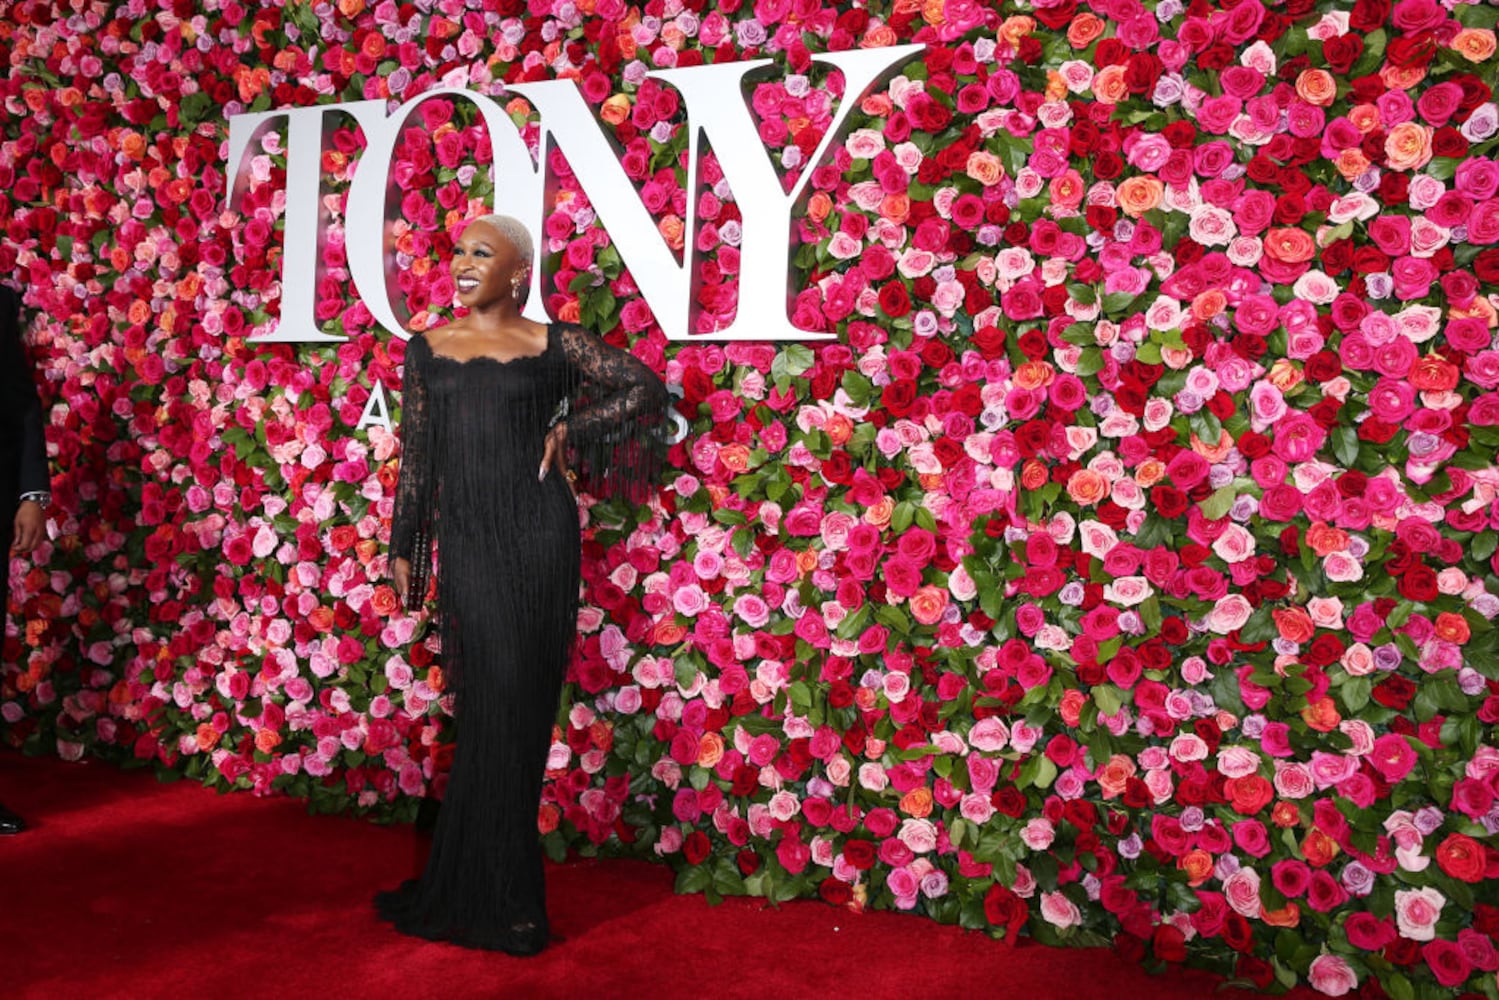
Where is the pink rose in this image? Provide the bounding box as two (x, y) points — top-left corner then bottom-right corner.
(1223, 868), (1263, 917)
(1394, 886), (1445, 941)
(1039, 890), (1082, 928)
(1207, 594), (1253, 634)
(1308, 954), (1358, 996)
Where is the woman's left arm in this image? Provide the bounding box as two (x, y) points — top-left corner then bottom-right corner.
(554, 323), (671, 503)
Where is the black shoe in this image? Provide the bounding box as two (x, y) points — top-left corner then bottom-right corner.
(0, 802), (24, 835)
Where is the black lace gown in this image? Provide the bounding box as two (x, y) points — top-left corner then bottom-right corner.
(378, 320), (668, 954)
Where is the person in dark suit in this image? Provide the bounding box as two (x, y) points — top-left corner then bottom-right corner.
(0, 285), (49, 835)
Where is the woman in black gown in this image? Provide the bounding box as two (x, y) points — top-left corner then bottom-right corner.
(378, 214), (669, 955)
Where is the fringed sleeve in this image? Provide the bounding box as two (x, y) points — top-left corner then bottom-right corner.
(389, 333), (435, 611)
(557, 322), (671, 505)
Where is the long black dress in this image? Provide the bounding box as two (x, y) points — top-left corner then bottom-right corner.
(378, 320), (668, 954)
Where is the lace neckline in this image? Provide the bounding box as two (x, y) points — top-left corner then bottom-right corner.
(423, 322), (554, 367)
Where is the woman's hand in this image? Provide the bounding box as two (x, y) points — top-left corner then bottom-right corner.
(12, 500), (45, 552)
(540, 422), (575, 495)
(392, 556), (412, 607)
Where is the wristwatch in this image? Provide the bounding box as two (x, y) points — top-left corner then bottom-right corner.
(19, 491), (50, 507)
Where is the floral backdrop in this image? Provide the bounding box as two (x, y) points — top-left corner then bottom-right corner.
(4, 0), (1499, 995)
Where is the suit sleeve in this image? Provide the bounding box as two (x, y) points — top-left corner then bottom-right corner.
(0, 288), (47, 496)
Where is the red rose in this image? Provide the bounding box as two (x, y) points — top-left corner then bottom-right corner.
(983, 883), (1028, 942)
(1476, 249), (1499, 285)
(877, 281), (911, 318)
(1322, 34), (1364, 73)
(683, 827), (710, 869)
(991, 785), (1027, 817)
(971, 324), (1005, 359)
(920, 338), (953, 369)
(818, 878), (852, 906)
(1226, 775), (1273, 815)
(1151, 485), (1189, 519)
(1398, 563), (1439, 601)
(1304, 351), (1342, 383)
(1435, 833), (1487, 883)
(1372, 675), (1417, 710)
(843, 838), (876, 870)
(880, 378), (918, 418)
(1152, 924), (1187, 963)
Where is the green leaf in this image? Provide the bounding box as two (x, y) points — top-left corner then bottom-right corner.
(1198, 486), (1236, 521)
(1076, 347), (1105, 377)
(1331, 426), (1361, 468)
(1093, 684), (1123, 716)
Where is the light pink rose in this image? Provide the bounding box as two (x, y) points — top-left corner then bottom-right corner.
(1394, 887), (1445, 941)
(1308, 954), (1358, 996)
(1039, 890), (1083, 928)
(1207, 594), (1254, 634)
(1224, 868), (1263, 917)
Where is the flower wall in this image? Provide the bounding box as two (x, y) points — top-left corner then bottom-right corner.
(4, 0), (1499, 995)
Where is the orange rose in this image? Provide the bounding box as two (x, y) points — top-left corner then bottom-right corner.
(899, 786), (933, 817)
(659, 214), (685, 251)
(1333, 149), (1372, 181)
(1067, 12), (1106, 48)
(825, 413), (854, 446)
(1059, 689), (1087, 727)
(653, 621), (687, 645)
(1190, 289), (1228, 321)
(1091, 64), (1129, 104)
(864, 495), (895, 528)
(588, 720), (614, 753)
(255, 729), (282, 754)
(861, 24), (898, 49)
(1134, 458), (1166, 487)
(1272, 607), (1315, 644)
(718, 444), (751, 473)
(1066, 468), (1109, 506)
(1013, 360), (1055, 390)
(1271, 801), (1301, 828)
(1433, 612), (1470, 645)
(1096, 754), (1137, 799)
(1021, 459), (1049, 490)
(1179, 849), (1215, 886)
(966, 151), (1003, 187)
(427, 666), (445, 693)
(1301, 696), (1340, 733)
(697, 732), (725, 769)
(1384, 122), (1434, 172)
(308, 606), (336, 632)
(807, 190), (834, 224)
(1305, 522), (1350, 557)
(1262, 902), (1301, 928)
(879, 193), (910, 223)
(1347, 104), (1381, 134)
(537, 803), (561, 834)
(1380, 63), (1427, 91)
(195, 723), (221, 752)
(1302, 827), (1340, 867)
(1451, 28), (1497, 62)
(370, 585), (399, 617)
(1264, 227), (1316, 263)
(1266, 358), (1304, 391)
(600, 94), (631, 126)
(1115, 175), (1164, 218)
(998, 15), (1035, 47)
(1295, 69), (1337, 107)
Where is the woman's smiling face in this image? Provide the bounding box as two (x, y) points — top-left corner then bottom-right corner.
(451, 219), (521, 308)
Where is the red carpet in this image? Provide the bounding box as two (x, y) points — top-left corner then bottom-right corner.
(1, 751), (1316, 999)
